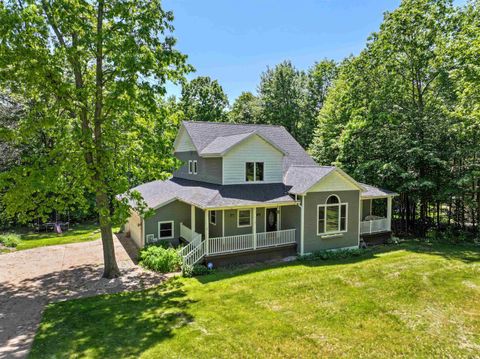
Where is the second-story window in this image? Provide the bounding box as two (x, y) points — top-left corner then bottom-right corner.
(188, 160), (198, 175)
(245, 162), (264, 182)
(193, 160), (198, 174)
(188, 160), (193, 174)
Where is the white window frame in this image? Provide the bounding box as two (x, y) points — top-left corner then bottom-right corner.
(317, 195), (348, 236)
(210, 210), (217, 225)
(146, 234), (155, 243)
(158, 220), (174, 239)
(245, 162), (264, 182)
(237, 209), (252, 228)
(188, 160), (193, 174)
(193, 160), (198, 175)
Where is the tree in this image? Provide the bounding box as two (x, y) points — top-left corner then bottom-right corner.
(0, 0), (191, 277)
(310, 0), (460, 236)
(180, 76), (229, 122)
(307, 59), (338, 114)
(258, 61), (311, 146)
(228, 91), (262, 124)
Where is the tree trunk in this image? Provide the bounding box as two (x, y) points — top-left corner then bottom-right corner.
(96, 190), (120, 278)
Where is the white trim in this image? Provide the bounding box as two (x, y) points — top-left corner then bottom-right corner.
(222, 210), (225, 237)
(142, 218), (145, 247)
(193, 160), (198, 175)
(210, 210), (217, 225)
(357, 193), (361, 247)
(300, 195), (305, 255)
(158, 220), (174, 239)
(301, 168), (365, 195)
(188, 160), (193, 174)
(316, 199), (348, 236)
(237, 208), (252, 228)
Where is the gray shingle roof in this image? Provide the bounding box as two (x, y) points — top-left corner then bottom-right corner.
(199, 132), (254, 156)
(360, 183), (398, 198)
(129, 177), (297, 210)
(182, 121), (316, 174)
(284, 165), (336, 194)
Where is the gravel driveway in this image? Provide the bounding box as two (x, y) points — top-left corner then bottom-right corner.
(0, 234), (167, 358)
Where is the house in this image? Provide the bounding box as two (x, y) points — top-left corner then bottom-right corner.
(124, 121), (397, 266)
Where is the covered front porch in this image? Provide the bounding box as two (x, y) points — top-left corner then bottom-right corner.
(179, 204), (297, 265)
(360, 195), (393, 235)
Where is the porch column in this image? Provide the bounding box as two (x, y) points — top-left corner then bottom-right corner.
(191, 205), (195, 233)
(204, 209), (209, 255)
(222, 210), (225, 237)
(387, 197), (393, 231)
(300, 195), (305, 256)
(253, 207), (257, 250)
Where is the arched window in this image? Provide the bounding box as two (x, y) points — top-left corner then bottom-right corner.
(326, 195), (340, 204)
(317, 195), (347, 235)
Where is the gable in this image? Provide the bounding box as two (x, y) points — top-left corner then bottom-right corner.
(307, 170), (362, 193)
(174, 126), (196, 152)
(223, 134), (284, 184)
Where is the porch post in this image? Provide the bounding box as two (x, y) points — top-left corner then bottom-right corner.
(191, 205), (195, 233)
(387, 197), (393, 231)
(222, 210), (225, 237)
(253, 207), (257, 250)
(204, 209), (209, 255)
(300, 195), (305, 256)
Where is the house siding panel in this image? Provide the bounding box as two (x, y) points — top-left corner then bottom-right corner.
(223, 135), (283, 185)
(303, 190), (360, 253)
(280, 204), (301, 245)
(144, 200), (191, 245)
(174, 151), (223, 184)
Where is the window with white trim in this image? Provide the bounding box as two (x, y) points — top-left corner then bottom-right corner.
(188, 160), (193, 174)
(193, 160), (198, 174)
(245, 162), (264, 182)
(158, 221), (174, 239)
(237, 209), (252, 227)
(210, 210), (216, 225)
(317, 195), (347, 235)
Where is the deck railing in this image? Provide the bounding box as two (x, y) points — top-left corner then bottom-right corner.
(183, 240), (206, 266)
(360, 218), (389, 234)
(208, 229), (296, 256)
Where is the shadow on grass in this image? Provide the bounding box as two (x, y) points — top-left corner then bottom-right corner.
(0, 263), (168, 358)
(29, 279), (195, 358)
(195, 241), (480, 285)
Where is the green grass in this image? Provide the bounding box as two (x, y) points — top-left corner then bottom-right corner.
(31, 242), (480, 358)
(1, 223), (107, 251)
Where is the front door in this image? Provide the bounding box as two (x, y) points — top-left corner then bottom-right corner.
(266, 208), (278, 232)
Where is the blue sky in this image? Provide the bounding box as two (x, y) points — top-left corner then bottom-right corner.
(164, 0), (464, 102)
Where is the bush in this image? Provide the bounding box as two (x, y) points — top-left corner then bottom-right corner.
(0, 233), (21, 248)
(139, 246), (182, 273)
(182, 264), (213, 277)
(298, 248), (365, 261)
(147, 239), (171, 249)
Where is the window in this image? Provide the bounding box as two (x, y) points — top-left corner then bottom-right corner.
(317, 195), (347, 235)
(188, 160), (193, 174)
(245, 162), (264, 182)
(158, 221), (174, 239)
(210, 210), (216, 225)
(193, 160), (198, 174)
(237, 209), (252, 227)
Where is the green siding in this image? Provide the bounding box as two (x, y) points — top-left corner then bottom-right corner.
(303, 190), (360, 252)
(144, 200), (191, 244)
(281, 205), (301, 244)
(174, 151), (223, 184)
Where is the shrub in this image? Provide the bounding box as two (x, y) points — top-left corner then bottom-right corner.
(147, 239), (171, 249)
(298, 248), (365, 261)
(182, 264), (213, 277)
(0, 233), (21, 248)
(139, 246), (182, 273)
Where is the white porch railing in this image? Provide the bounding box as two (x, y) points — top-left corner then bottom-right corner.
(183, 240), (206, 266)
(178, 232), (202, 257)
(207, 229), (296, 256)
(180, 222), (202, 242)
(360, 218), (390, 234)
(257, 229), (296, 248)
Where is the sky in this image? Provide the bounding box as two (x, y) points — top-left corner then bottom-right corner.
(163, 0), (464, 102)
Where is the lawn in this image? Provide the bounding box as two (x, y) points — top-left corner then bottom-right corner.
(30, 241), (480, 358)
(2, 223), (109, 251)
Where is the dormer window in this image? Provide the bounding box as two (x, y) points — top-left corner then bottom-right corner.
(193, 160), (198, 174)
(245, 162), (264, 182)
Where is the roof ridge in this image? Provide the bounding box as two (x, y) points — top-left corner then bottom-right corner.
(182, 120), (285, 129)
